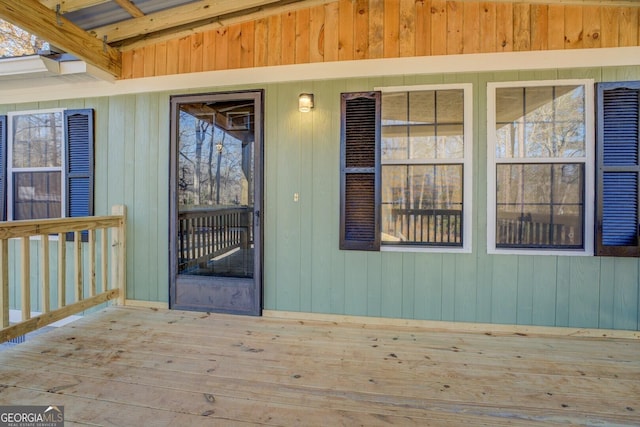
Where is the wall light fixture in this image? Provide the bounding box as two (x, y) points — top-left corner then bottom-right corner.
(298, 93), (314, 112)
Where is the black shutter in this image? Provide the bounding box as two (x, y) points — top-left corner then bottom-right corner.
(0, 115), (6, 221)
(596, 81), (640, 257)
(65, 109), (94, 219)
(340, 92), (381, 251)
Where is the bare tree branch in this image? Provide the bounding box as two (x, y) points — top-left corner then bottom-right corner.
(0, 19), (48, 57)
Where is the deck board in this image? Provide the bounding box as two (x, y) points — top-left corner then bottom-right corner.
(1, 306), (639, 426)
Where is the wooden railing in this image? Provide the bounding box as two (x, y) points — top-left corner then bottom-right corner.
(178, 207), (251, 273)
(0, 205), (127, 344)
(389, 208), (462, 244)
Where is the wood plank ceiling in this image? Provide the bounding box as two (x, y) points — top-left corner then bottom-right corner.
(0, 0), (637, 80)
(0, 0), (311, 78)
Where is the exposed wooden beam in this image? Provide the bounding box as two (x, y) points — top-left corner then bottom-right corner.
(0, 0), (121, 78)
(39, 0), (108, 14)
(90, 0), (288, 43)
(112, 0), (145, 19)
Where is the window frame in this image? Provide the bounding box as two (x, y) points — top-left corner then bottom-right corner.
(6, 108), (67, 221)
(487, 79), (595, 256)
(377, 83), (473, 254)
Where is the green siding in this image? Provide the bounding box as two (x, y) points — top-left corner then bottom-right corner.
(7, 236), (111, 314)
(517, 257), (534, 325)
(556, 257), (572, 327)
(532, 257), (558, 326)
(2, 65), (640, 331)
(491, 255), (518, 324)
(366, 251), (382, 316)
(381, 253), (402, 318)
(401, 253), (415, 318)
(613, 258), (639, 330)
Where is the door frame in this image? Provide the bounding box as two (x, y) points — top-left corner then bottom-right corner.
(168, 89), (264, 315)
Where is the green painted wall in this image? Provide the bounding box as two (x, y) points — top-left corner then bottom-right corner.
(1, 65), (639, 330)
(6, 238), (110, 315)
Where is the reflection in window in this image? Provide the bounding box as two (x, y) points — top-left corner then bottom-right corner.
(12, 112), (63, 168)
(496, 164), (583, 248)
(382, 165), (463, 244)
(9, 110), (64, 220)
(493, 84), (587, 249)
(495, 85), (585, 159)
(381, 88), (466, 246)
(14, 171), (62, 220)
(176, 101), (255, 278)
(178, 109), (253, 209)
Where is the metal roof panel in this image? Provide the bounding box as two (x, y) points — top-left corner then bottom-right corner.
(64, 0), (199, 30)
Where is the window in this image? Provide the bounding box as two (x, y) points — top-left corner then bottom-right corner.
(596, 81), (640, 257)
(340, 84), (472, 252)
(487, 80), (595, 255)
(9, 110), (64, 220)
(0, 109), (94, 222)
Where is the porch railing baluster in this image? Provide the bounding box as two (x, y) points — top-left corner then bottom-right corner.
(89, 229), (96, 298)
(41, 235), (50, 313)
(75, 231), (83, 303)
(58, 233), (66, 308)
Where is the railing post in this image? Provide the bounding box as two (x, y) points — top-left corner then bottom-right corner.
(0, 239), (8, 328)
(111, 205), (127, 306)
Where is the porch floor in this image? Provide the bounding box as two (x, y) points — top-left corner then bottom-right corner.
(1, 306), (639, 426)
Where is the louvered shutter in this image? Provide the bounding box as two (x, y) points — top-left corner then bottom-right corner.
(64, 109), (94, 219)
(340, 92), (381, 251)
(596, 82), (640, 257)
(0, 116), (6, 221)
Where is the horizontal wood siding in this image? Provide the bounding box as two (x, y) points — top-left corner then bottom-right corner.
(121, 1), (640, 79)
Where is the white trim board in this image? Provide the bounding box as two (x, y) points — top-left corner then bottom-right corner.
(262, 310), (640, 340)
(1, 47), (639, 104)
(9, 310), (81, 327)
(124, 299), (169, 309)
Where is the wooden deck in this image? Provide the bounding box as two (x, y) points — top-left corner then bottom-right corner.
(0, 306), (639, 426)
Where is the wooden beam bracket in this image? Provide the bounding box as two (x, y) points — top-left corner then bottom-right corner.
(55, 4), (62, 26)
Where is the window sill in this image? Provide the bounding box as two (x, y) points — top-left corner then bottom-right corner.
(487, 247), (593, 257)
(382, 244), (471, 254)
